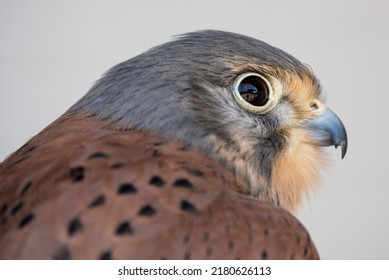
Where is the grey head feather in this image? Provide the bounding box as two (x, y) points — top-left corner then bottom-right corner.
(68, 30), (310, 193)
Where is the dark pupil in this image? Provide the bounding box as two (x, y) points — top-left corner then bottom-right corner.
(238, 76), (269, 106)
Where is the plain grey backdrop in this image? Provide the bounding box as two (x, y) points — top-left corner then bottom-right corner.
(1, 0), (388, 259)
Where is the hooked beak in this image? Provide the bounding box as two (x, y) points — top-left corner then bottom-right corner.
(305, 108), (348, 159)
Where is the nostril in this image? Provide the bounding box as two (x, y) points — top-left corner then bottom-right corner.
(310, 100), (320, 111)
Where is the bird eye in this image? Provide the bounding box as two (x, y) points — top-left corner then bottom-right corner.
(232, 72), (281, 114)
(237, 75), (269, 107)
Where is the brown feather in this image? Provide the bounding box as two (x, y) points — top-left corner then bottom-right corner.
(0, 114), (318, 259)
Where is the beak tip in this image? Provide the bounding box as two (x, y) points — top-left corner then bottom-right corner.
(341, 141), (348, 159)
(333, 137), (347, 159)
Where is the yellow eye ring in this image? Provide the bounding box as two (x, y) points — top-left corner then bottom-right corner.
(232, 72), (282, 114)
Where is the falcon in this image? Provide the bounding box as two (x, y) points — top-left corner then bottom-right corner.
(0, 30), (347, 260)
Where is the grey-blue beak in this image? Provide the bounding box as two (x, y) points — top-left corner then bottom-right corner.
(305, 108), (348, 159)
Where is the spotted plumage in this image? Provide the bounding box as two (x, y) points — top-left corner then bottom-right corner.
(0, 30), (347, 259)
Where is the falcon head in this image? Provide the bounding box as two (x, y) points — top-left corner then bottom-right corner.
(70, 30), (347, 212)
